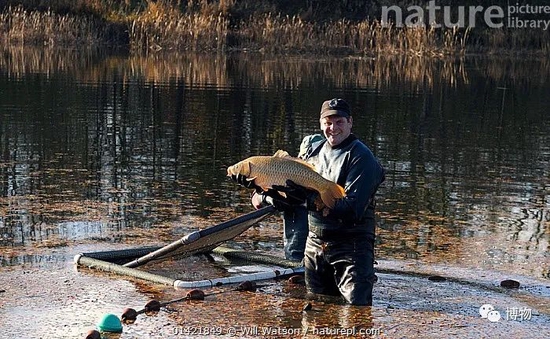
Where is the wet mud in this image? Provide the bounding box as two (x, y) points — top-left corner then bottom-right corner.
(1, 242), (549, 339)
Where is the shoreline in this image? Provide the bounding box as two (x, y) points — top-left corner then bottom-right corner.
(1, 3), (549, 56)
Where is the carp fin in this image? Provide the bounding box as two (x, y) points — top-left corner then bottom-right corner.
(273, 150), (291, 158)
(273, 150), (316, 171)
(318, 183), (346, 209)
(243, 161), (252, 176)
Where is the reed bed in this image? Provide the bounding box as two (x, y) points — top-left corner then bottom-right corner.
(0, 1), (548, 55)
(0, 5), (104, 46)
(129, 1), (229, 52)
(238, 14), (470, 56)
(127, 9), (472, 56)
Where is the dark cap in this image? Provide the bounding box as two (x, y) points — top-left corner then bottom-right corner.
(320, 98), (351, 119)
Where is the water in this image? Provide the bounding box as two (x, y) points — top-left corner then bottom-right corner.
(0, 47), (549, 337)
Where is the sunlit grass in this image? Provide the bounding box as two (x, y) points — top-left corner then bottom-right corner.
(0, 5), (103, 46)
(129, 0), (229, 52)
(236, 14), (470, 56)
(0, 1), (547, 55)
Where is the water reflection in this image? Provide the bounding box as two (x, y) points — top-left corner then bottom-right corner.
(301, 304), (374, 336)
(0, 46), (549, 280)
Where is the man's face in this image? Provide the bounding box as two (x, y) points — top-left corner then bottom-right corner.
(320, 115), (353, 147)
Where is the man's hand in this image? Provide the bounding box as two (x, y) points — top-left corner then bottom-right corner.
(262, 189), (299, 212)
(229, 174), (262, 193)
(270, 180), (320, 211)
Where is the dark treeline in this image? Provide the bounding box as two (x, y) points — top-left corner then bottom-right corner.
(2, 1), (546, 22)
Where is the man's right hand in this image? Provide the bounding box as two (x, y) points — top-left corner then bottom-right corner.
(263, 188), (305, 212)
(271, 180), (320, 211)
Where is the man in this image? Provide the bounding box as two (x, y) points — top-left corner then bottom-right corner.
(300, 98), (385, 306)
(233, 98), (384, 305)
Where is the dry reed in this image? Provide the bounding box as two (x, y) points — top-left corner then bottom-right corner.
(239, 14), (470, 56)
(0, 5), (103, 46)
(129, 0), (228, 52)
(0, 1), (548, 55)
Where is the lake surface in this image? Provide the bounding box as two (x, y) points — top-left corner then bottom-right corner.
(0, 47), (549, 338)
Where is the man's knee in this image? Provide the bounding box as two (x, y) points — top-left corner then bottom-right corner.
(340, 280), (374, 306)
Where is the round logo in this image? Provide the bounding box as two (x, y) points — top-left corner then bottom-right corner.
(479, 304), (494, 318)
(487, 310), (501, 322)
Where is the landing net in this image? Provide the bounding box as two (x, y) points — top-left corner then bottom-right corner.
(124, 205), (276, 268)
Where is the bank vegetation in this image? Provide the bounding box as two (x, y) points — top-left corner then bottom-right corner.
(0, 0), (549, 56)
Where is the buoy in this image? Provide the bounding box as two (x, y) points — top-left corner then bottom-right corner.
(186, 289), (206, 300)
(96, 313), (123, 333)
(144, 299), (162, 313)
(121, 308), (138, 323)
(85, 329), (101, 339)
(236, 281), (257, 292)
(500, 279), (520, 289)
(288, 275), (305, 285)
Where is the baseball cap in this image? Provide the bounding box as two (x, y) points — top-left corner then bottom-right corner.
(320, 98), (351, 119)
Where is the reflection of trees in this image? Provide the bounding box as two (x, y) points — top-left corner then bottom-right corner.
(376, 67), (550, 272)
(1, 46), (549, 94)
(0, 47), (548, 277)
(0, 46), (545, 89)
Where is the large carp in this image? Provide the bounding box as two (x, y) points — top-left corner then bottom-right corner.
(227, 150), (345, 209)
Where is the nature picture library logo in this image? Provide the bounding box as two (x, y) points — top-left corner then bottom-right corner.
(380, 1), (550, 30)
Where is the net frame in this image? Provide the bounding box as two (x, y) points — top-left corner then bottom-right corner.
(124, 206), (276, 268)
